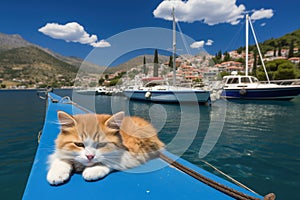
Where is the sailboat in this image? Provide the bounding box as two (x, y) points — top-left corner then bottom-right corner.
(221, 15), (300, 100)
(123, 8), (211, 104)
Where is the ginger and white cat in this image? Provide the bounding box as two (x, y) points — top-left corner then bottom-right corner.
(47, 111), (164, 185)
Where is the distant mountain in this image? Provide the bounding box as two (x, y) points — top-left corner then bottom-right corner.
(0, 46), (78, 87)
(0, 33), (105, 88)
(0, 33), (33, 52)
(106, 55), (169, 73)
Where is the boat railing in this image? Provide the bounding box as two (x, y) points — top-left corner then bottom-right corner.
(144, 79), (170, 87)
(260, 79), (300, 85)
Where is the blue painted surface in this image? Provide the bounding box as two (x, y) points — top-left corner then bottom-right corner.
(222, 87), (300, 100)
(22, 92), (262, 200)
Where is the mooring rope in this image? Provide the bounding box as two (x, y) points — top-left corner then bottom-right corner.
(159, 153), (275, 200)
(200, 160), (258, 195)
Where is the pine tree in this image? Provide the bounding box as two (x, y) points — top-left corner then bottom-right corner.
(153, 49), (159, 77)
(288, 40), (294, 58)
(143, 56), (146, 74)
(252, 50), (257, 77)
(223, 51), (231, 62)
(278, 45), (282, 56)
(168, 55), (173, 69)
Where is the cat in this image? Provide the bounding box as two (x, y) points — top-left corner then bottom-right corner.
(47, 111), (164, 185)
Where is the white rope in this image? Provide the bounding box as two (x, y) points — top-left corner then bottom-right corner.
(176, 21), (192, 56)
(201, 160), (259, 195)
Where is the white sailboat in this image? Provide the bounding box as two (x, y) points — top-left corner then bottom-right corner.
(221, 14), (300, 100)
(123, 8), (211, 104)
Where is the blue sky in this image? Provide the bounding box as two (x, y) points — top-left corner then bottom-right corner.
(1, 0), (300, 65)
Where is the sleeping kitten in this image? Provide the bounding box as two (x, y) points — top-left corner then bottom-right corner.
(47, 111), (164, 185)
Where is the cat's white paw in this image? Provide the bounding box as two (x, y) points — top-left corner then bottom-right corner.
(82, 165), (110, 181)
(47, 160), (72, 185)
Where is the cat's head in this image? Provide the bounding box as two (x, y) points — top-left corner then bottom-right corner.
(55, 111), (126, 167)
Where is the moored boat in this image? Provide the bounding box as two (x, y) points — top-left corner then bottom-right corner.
(123, 8), (210, 105)
(221, 74), (300, 100)
(221, 14), (300, 100)
(124, 78), (211, 103)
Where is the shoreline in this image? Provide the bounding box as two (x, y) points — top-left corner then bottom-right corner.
(0, 88), (73, 92)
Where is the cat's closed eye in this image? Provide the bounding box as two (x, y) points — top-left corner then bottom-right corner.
(96, 143), (107, 148)
(74, 142), (85, 148)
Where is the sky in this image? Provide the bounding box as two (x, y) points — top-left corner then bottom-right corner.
(1, 0), (300, 66)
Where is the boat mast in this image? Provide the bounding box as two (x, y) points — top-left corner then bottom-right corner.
(172, 7), (176, 86)
(248, 15), (271, 84)
(245, 14), (249, 76)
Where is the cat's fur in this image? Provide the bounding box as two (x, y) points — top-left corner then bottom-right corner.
(47, 111), (164, 185)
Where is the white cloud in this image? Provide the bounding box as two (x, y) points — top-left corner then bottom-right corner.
(190, 41), (205, 49)
(260, 22), (267, 27)
(250, 9), (274, 21)
(91, 39), (111, 48)
(190, 39), (213, 49)
(38, 22), (111, 48)
(153, 0), (246, 25)
(206, 39), (214, 46)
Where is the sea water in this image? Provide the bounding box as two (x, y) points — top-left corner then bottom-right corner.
(0, 89), (299, 199)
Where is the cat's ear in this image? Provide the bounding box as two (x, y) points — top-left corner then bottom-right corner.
(105, 111), (125, 130)
(57, 111), (77, 127)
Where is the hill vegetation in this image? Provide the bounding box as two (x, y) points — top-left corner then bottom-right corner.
(237, 28), (300, 57)
(0, 46), (78, 88)
(214, 28), (300, 80)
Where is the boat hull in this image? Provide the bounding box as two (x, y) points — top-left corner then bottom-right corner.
(123, 90), (211, 103)
(221, 87), (300, 100)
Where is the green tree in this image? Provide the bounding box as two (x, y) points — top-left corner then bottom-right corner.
(109, 79), (121, 86)
(288, 40), (295, 58)
(223, 51), (231, 62)
(273, 47), (277, 57)
(258, 59), (298, 80)
(252, 50), (257, 77)
(168, 55), (173, 69)
(143, 56), (147, 74)
(217, 50), (222, 60)
(219, 71), (230, 78)
(278, 45), (282, 56)
(212, 50), (223, 64)
(153, 49), (159, 77)
(274, 65), (296, 80)
(98, 78), (105, 85)
(237, 47), (243, 54)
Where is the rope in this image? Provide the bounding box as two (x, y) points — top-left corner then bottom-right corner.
(37, 130), (42, 143)
(200, 160), (258, 195)
(57, 96), (91, 114)
(159, 153), (275, 200)
(46, 93), (92, 114)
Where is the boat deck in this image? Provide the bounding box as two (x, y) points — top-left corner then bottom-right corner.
(22, 92), (263, 200)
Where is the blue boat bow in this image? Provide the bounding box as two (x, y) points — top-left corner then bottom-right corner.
(22, 92), (272, 200)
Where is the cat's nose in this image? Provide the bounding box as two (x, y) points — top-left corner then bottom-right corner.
(86, 154), (95, 161)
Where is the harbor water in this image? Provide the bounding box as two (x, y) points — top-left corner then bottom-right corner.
(0, 89), (299, 199)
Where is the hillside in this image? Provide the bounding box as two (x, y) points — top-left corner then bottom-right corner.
(262, 29), (300, 52)
(236, 28), (300, 55)
(106, 54), (169, 73)
(0, 33), (106, 88)
(0, 46), (78, 87)
(0, 33), (33, 52)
